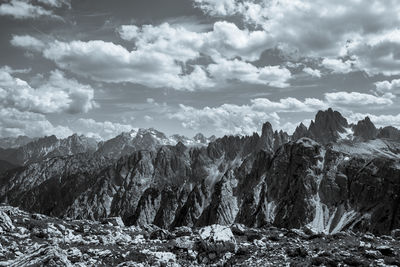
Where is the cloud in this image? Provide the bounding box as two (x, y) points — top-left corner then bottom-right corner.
(170, 91), (394, 135)
(144, 115), (154, 122)
(37, 0), (70, 8)
(348, 112), (400, 129)
(0, 107), (72, 138)
(13, 37), (213, 91)
(169, 96), (327, 135)
(12, 31), (289, 90)
(193, 0), (400, 76)
(10, 35), (46, 51)
(207, 58), (291, 87)
(303, 67), (321, 78)
(70, 118), (135, 140)
(324, 91), (394, 107)
(321, 58), (354, 74)
(169, 103), (280, 136)
(0, 67), (96, 114)
(375, 78), (400, 95)
(118, 21), (271, 62)
(346, 29), (400, 76)
(0, 0), (65, 20)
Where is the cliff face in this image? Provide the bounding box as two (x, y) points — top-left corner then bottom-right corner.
(0, 109), (399, 235)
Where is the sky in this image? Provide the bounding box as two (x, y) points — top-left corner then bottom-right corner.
(0, 0), (400, 140)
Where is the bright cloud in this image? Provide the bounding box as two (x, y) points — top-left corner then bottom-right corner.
(0, 67), (96, 114)
(170, 91), (393, 135)
(0, 0), (67, 20)
(70, 118), (135, 140)
(324, 91), (394, 107)
(0, 107), (72, 138)
(375, 78), (400, 95)
(193, 0), (400, 76)
(208, 58), (291, 88)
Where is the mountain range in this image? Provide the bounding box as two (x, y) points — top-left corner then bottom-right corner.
(0, 108), (399, 235)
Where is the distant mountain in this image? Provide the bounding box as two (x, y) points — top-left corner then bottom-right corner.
(0, 108), (399, 236)
(0, 134), (98, 166)
(0, 136), (36, 149)
(96, 129), (216, 159)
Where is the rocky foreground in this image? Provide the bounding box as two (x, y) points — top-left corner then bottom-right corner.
(0, 205), (400, 267)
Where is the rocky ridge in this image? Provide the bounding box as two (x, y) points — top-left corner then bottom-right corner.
(0, 205), (399, 266)
(0, 109), (399, 236)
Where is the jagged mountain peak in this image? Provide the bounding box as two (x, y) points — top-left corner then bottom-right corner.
(313, 108), (349, 131)
(295, 108), (349, 144)
(353, 116), (378, 141)
(261, 121), (273, 137)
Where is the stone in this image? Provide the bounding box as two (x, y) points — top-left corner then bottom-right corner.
(231, 223), (246, 236)
(101, 217), (125, 227)
(199, 224), (237, 254)
(150, 229), (172, 240)
(172, 226), (192, 237)
(376, 245), (394, 257)
(0, 210), (14, 231)
(391, 229), (400, 239)
(169, 236), (194, 250)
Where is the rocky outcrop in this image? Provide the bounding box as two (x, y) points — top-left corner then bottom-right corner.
(292, 122), (308, 140)
(308, 108), (349, 144)
(199, 224), (237, 254)
(378, 126), (400, 141)
(0, 210), (14, 231)
(354, 116), (378, 140)
(0, 205), (399, 266)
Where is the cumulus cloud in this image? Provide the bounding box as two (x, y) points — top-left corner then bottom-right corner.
(70, 118), (135, 140)
(0, 67), (96, 114)
(208, 58), (291, 87)
(321, 58), (354, 74)
(374, 78), (400, 95)
(118, 21), (271, 62)
(303, 67), (321, 78)
(348, 112), (400, 129)
(0, 0), (67, 20)
(324, 91), (394, 107)
(346, 29), (400, 76)
(170, 90), (394, 135)
(193, 0), (400, 76)
(37, 0), (70, 8)
(10, 35), (46, 51)
(169, 97), (327, 135)
(0, 107), (72, 138)
(12, 37), (214, 91)
(12, 29), (290, 90)
(169, 103), (280, 136)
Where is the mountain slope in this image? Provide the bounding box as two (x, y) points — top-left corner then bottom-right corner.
(0, 109), (399, 235)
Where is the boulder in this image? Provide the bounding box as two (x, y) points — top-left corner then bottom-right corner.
(0, 210), (14, 231)
(231, 223), (246, 236)
(391, 229), (400, 239)
(169, 236), (195, 250)
(149, 229), (172, 240)
(172, 226), (192, 237)
(101, 217), (125, 227)
(199, 224), (237, 254)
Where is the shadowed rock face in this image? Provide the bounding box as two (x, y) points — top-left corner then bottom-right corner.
(292, 123), (308, 141)
(0, 109), (399, 236)
(354, 117), (378, 141)
(308, 108), (349, 144)
(378, 126), (400, 141)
